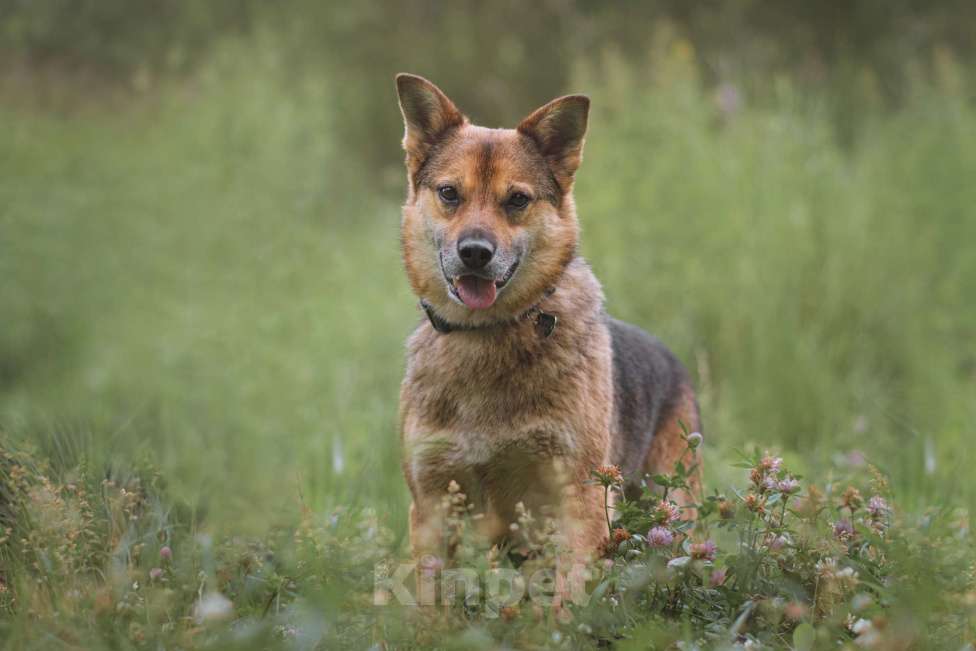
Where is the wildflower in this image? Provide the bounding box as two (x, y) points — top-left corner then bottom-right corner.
(419, 554), (444, 578)
(194, 592), (233, 624)
(760, 454), (783, 474)
(749, 467), (764, 487)
(612, 527), (630, 544)
(709, 567), (728, 587)
(815, 557), (838, 578)
(654, 499), (682, 524)
(867, 495), (888, 518)
(847, 449), (867, 466)
(690, 540), (717, 561)
(593, 465), (623, 487)
(763, 476), (779, 492)
(647, 526), (674, 548)
(833, 519), (855, 541)
(686, 432), (703, 449)
(784, 601), (808, 621)
(159, 545), (172, 561)
(851, 593), (873, 611)
(715, 82), (742, 117)
(667, 556), (691, 569)
(149, 567), (163, 581)
(718, 499), (736, 519)
(849, 617), (882, 648)
(769, 535), (789, 552)
(835, 566), (859, 592)
(842, 486), (863, 511)
(744, 493), (765, 514)
(777, 477), (800, 494)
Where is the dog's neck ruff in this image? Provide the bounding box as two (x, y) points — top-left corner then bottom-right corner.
(420, 288), (558, 338)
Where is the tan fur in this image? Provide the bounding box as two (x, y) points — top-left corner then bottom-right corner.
(644, 384), (702, 516)
(400, 259), (613, 559)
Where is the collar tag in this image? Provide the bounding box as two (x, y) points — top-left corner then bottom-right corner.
(535, 312), (557, 338)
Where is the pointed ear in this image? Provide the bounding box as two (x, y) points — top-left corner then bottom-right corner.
(517, 94), (590, 189)
(396, 73), (465, 175)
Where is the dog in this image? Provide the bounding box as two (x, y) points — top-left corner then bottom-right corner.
(396, 74), (701, 564)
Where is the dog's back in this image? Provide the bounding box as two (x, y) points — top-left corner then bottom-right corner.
(607, 318), (701, 499)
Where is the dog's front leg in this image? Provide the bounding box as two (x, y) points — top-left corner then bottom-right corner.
(558, 478), (609, 561)
(409, 498), (446, 560)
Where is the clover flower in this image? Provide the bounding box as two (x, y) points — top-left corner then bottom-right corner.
(690, 540), (717, 561)
(718, 499), (736, 519)
(159, 545), (172, 561)
(709, 567), (728, 587)
(833, 519), (855, 541)
(815, 557), (838, 578)
(850, 617), (881, 648)
(778, 477), (800, 494)
(419, 554), (444, 578)
(593, 465), (624, 487)
(744, 493), (765, 514)
(760, 454), (783, 474)
(194, 591), (233, 624)
(769, 535), (789, 552)
(842, 486), (863, 511)
(647, 526), (674, 547)
(867, 495), (888, 518)
(749, 467), (764, 487)
(784, 602), (808, 621)
(654, 499), (682, 524)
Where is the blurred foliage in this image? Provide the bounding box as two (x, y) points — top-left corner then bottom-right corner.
(2, 1), (975, 161)
(0, 0), (253, 75)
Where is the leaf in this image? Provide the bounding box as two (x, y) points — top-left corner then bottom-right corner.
(793, 622), (815, 651)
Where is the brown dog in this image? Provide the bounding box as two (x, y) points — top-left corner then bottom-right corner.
(396, 74), (700, 563)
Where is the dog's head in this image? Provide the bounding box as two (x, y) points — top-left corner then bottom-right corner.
(396, 74), (588, 325)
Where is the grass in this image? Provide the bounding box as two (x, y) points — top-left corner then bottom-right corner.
(1, 37), (974, 648)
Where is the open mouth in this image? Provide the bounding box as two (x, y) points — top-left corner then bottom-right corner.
(443, 258), (520, 311)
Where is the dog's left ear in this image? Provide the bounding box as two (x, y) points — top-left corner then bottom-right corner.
(517, 95), (590, 190)
(396, 73), (465, 177)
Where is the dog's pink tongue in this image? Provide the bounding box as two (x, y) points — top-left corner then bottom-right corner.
(456, 275), (497, 310)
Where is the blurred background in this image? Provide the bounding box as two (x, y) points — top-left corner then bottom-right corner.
(2, 1), (974, 535)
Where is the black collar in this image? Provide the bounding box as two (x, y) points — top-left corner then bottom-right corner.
(420, 288), (558, 338)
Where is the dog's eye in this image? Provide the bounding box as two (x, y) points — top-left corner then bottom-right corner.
(437, 185), (459, 204)
(507, 192), (531, 209)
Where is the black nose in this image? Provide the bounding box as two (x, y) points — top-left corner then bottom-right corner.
(457, 236), (495, 270)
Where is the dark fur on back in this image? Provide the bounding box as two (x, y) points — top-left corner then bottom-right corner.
(607, 318), (699, 495)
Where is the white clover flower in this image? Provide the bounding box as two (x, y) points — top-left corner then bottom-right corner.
(194, 592), (233, 624)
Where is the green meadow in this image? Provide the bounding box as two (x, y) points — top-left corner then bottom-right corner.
(2, 27), (975, 649)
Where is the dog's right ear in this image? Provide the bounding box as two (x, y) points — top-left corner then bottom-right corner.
(396, 74), (465, 175)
